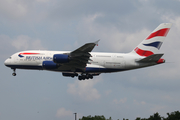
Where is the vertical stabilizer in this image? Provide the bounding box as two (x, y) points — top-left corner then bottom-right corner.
(131, 23), (172, 57)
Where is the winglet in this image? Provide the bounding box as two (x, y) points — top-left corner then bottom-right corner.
(94, 39), (100, 46)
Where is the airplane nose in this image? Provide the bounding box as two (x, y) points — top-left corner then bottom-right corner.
(4, 59), (11, 66)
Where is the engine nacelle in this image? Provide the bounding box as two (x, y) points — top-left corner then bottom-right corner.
(42, 61), (57, 69)
(53, 54), (69, 63)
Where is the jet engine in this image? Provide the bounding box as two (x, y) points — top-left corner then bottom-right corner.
(53, 54), (69, 63)
(42, 61), (57, 69)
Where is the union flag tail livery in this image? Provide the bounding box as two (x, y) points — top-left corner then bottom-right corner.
(4, 23), (172, 80)
(132, 23), (172, 57)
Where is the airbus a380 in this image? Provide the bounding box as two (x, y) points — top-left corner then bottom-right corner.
(4, 23), (172, 80)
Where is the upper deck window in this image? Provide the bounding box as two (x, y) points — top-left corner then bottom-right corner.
(117, 56), (123, 58)
(96, 55), (111, 57)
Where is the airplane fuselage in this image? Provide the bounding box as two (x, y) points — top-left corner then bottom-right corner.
(4, 50), (159, 74)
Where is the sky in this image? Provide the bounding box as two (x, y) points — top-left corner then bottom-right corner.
(1, 0), (180, 120)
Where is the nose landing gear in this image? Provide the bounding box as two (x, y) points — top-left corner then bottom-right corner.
(12, 69), (16, 76)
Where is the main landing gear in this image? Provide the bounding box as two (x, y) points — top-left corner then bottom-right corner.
(78, 74), (93, 80)
(62, 72), (95, 80)
(12, 69), (16, 76)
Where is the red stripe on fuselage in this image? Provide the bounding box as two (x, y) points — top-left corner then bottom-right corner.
(146, 28), (170, 40)
(134, 47), (154, 57)
(19, 53), (40, 55)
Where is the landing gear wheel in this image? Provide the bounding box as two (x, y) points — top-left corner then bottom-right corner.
(12, 73), (16, 76)
(12, 69), (16, 76)
(78, 74), (94, 80)
(78, 76), (82, 80)
(90, 75), (93, 79)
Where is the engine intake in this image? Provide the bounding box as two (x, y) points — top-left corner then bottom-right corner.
(53, 54), (69, 63)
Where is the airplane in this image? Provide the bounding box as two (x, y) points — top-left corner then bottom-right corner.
(4, 23), (172, 80)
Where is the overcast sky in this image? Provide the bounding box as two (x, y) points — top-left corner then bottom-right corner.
(1, 0), (180, 120)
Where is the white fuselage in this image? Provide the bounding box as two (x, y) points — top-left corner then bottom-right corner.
(4, 50), (158, 74)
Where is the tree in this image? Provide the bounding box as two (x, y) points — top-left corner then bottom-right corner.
(79, 115), (106, 120)
(164, 111), (180, 120)
(135, 117), (142, 120)
(79, 111), (180, 120)
(148, 112), (161, 120)
(135, 112), (161, 120)
(107, 117), (112, 120)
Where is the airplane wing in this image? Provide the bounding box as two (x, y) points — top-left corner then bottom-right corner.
(71, 40), (100, 55)
(137, 54), (164, 62)
(60, 40), (100, 72)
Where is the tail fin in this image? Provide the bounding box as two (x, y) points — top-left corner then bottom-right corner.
(131, 23), (172, 57)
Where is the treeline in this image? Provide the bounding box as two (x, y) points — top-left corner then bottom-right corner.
(79, 111), (180, 120)
(79, 115), (112, 120)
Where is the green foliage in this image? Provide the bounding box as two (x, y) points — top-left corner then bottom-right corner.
(148, 112), (161, 120)
(164, 111), (180, 120)
(135, 118), (141, 120)
(135, 111), (180, 120)
(79, 111), (180, 120)
(135, 112), (161, 120)
(79, 115), (106, 120)
(107, 117), (112, 120)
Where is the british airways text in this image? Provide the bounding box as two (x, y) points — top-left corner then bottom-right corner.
(26, 56), (52, 60)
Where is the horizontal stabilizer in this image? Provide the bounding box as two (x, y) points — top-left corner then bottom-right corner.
(137, 54), (164, 62)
